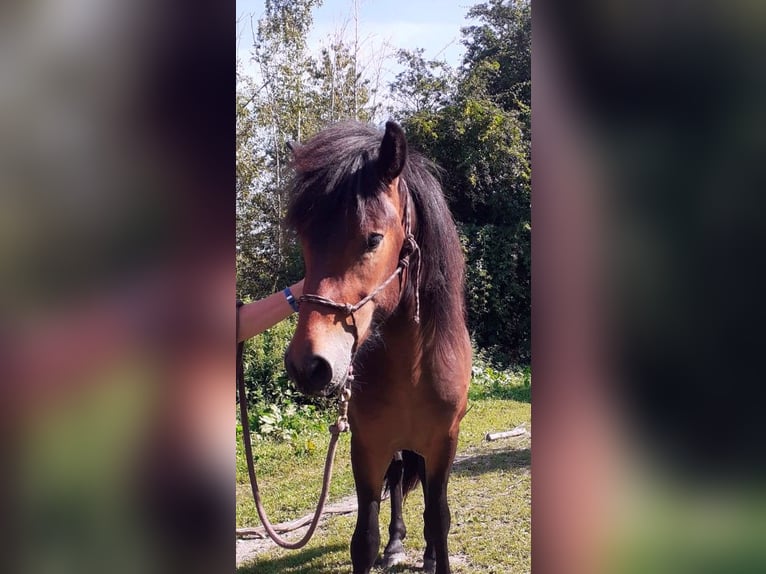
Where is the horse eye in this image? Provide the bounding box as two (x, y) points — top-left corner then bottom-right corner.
(366, 233), (384, 251)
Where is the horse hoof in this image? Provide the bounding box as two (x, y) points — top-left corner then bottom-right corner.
(381, 551), (406, 568)
(422, 558), (436, 573)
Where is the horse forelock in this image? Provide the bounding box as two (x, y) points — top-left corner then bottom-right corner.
(286, 122), (382, 241)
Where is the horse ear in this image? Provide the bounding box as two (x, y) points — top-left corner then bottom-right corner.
(378, 121), (407, 183)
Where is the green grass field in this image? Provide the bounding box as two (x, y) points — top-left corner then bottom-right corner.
(236, 393), (530, 573)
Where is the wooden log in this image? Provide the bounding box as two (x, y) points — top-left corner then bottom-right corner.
(485, 425), (528, 441)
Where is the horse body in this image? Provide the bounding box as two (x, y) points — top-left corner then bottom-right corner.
(284, 120), (471, 574)
(351, 311), (470, 447)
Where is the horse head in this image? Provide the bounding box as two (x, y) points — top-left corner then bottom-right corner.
(284, 121), (417, 396)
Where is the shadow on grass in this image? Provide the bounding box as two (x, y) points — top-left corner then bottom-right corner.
(452, 447), (530, 477)
(237, 543), (347, 574)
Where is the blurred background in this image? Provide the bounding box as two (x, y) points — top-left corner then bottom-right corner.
(0, 0), (234, 572)
(534, 1), (766, 573)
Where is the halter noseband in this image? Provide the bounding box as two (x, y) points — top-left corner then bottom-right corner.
(298, 192), (422, 324)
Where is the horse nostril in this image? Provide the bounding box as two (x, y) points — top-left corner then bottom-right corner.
(306, 355), (333, 393)
(285, 349), (334, 396)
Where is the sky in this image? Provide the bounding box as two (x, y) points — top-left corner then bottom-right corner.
(235, 0), (480, 84)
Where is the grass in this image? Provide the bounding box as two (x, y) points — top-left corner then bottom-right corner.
(236, 394), (531, 573)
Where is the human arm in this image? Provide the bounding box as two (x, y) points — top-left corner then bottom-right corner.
(236, 279), (304, 342)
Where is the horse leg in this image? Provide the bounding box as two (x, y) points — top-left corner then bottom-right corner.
(417, 454), (437, 573)
(350, 436), (390, 574)
(380, 451), (407, 567)
(422, 440), (458, 574)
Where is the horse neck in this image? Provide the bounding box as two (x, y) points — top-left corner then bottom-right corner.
(381, 293), (433, 354)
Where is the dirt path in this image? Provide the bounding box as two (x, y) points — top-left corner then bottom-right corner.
(236, 494), (359, 566)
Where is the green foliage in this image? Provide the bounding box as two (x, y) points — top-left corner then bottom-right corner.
(248, 402), (327, 442)
(389, 48), (456, 115)
(312, 39), (376, 125)
(462, 0), (531, 121)
(460, 220), (530, 364)
(404, 97), (529, 226)
(240, 315), (294, 405)
(236, 0), (319, 298)
(469, 350), (531, 402)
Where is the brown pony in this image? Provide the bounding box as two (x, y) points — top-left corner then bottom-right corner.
(284, 121), (471, 574)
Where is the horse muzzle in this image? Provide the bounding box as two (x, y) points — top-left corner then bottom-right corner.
(284, 345), (352, 397)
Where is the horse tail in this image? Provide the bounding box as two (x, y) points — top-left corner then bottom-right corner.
(384, 450), (422, 500)
(401, 450), (422, 498)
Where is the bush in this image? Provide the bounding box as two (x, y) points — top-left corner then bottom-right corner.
(469, 349), (530, 402)
(460, 222), (530, 366)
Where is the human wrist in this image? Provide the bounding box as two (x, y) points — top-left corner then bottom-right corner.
(283, 287), (300, 312)
(289, 279), (304, 299)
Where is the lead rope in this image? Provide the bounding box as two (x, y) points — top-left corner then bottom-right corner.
(237, 301), (351, 549)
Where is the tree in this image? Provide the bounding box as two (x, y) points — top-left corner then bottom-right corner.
(389, 49), (455, 115)
(393, 0), (531, 364)
(236, 0), (381, 300)
(462, 0), (530, 123)
(236, 0), (320, 298)
(312, 37), (374, 125)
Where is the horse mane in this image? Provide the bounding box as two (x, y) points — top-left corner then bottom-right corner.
(286, 121), (466, 351)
